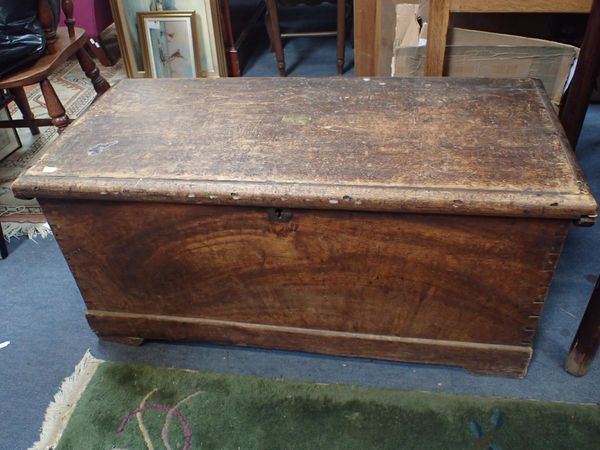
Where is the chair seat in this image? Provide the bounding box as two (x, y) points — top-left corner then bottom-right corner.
(0, 27), (87, 89)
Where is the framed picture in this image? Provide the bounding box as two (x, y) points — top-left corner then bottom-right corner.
(138, 11), (201, 78)
(0, 108), (22, 162)
(109, 0), (227, 78)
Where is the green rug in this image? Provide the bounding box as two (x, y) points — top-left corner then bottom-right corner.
(35, 353), (600, 450)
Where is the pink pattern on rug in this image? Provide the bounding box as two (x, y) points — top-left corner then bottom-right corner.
(118, 403), (193, 450)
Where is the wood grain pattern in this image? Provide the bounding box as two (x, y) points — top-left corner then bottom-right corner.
(43, 199), (568, 350)
(13, 78), (596, 221)
(354, 0), (377, 76)
(86, 310), (533, 377)
(424, 0), (450, 77)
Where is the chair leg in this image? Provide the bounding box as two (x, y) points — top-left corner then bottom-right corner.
(566, 276), (600, 376)
(0, 226), (8, 259)
(87, 37), (114, 67)
(265, 10), (275, 52)
(76, 46), (110, 95)
(336, 0), (346, 75)
(39, 79), (69, 133)
(10, 87), (40, 135)
(265, 0), (286, 77)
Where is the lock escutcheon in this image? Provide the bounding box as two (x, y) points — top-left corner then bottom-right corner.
(268, 208), (293, 223)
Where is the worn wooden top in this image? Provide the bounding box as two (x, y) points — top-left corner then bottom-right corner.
(13, 77), (596, 219)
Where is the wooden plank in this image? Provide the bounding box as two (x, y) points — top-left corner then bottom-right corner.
(13, 78), (596, 220)
(450, 0), (592, 13)
(424, 0), (450, 76)
(87, 310), (533, 377)
(354, 0), (377, 76)
(43, 199), (569, 347)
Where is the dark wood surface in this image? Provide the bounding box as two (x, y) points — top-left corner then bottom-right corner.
(42, 198), (570, 376)
(559, 0), (600, 148)
(13, 78), (596, 221)
(87, 311), (532, 377)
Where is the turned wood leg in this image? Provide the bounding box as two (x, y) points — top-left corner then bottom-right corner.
(265, 0), (286, 77)
(39, 79), (69, 132)
(100, 335), (145, 346)
(76, 46), (110, 95)
(10, 87), (40, 135)
(336, 0), (346, 75)
(566, 276), (600, 376)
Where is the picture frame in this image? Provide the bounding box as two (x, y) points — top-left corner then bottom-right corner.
(109, 0), (227, 78)
(0, 108), (22, 162)
(137, 11), (202, 78)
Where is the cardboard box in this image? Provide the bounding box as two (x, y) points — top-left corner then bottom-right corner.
(391, 5), (579, 108)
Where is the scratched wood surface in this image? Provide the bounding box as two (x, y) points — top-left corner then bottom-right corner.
(43, 199), (567, 349)
(13, 77), (596, 220)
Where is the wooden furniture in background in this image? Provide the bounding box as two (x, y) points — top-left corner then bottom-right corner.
(0, 90), (39, 136)
(561, 0), (600, 377)
(60, 0), (117, 66)
(264, 0), (346, 76)
(13, 77), (596, 378)
(424, 0), (593, 76)
(220, 0), (265, 76)
(0, 0), (109, 133)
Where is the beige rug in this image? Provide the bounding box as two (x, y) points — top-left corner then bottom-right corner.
(0, 58), (125, 240)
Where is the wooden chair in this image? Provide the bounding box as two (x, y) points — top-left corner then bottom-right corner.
(561, 0), (600, 377)
(0, 0), (110, 134)
(424, 0), (594, 77)
(264, 0), (347, 76)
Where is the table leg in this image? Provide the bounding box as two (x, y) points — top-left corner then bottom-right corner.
(336, 0), (345, 74)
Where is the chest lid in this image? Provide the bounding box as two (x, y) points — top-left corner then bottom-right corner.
(13, 77), (596, 220)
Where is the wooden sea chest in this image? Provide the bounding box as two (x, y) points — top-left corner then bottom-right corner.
(14, 78), (597, 377)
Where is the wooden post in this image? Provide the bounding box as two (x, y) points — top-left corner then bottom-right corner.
(62, 0), (76, 38)
(38, 0), (57, 54)
(424, 0), (450, 76)
(354, 0), (376, 76)
(220, 0), (240, 77)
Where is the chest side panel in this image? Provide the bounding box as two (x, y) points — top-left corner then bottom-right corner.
(42, 200), (568, 347)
